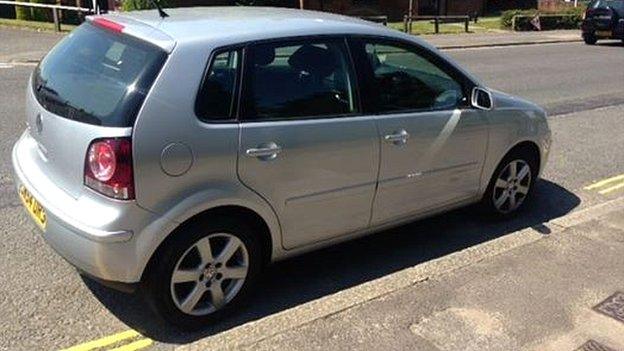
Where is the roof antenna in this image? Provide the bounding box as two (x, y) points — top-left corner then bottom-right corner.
(149, 0), (169, 18)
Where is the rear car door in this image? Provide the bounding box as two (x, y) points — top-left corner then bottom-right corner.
(349, 38), (488, 224)
(237, 37), (379, 250)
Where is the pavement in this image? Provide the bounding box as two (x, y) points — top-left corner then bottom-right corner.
(1, 26), (624, 351)
(179, 198), (624, 351)
(422, 29), (583, 49)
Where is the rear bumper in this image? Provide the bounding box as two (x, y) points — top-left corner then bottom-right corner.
(12, 131), (169, 283)
(582, 19), (624, 39)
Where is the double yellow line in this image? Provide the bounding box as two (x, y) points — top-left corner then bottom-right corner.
(61, 330), (153, 351)
(585, 174), (624, 195)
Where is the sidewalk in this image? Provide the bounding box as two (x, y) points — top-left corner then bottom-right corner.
(0, 26), (582, 64)
(179, 198), (624, 351)
(423, 29), (582, 49)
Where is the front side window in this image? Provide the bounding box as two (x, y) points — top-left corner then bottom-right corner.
(242, 39), (357, 120)
(196, 49), (240, 121)
(362, 42), (465, 113)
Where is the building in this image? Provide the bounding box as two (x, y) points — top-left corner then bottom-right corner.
(170, 0), (488, 20)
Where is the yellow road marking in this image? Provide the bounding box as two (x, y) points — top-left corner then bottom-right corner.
(585, 174), (624, 190)
(598, 181), (624, 195)
(108, 338), (153, 351)
(60, 330), (141, 351)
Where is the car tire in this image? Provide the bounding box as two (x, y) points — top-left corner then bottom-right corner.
(583, 34), (598, 45)
(142, 216), (262, 330)
(481, 148), (538, 217)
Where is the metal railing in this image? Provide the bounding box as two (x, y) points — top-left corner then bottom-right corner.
(403, 15), (471, 34)
(0, 0), (92, 31)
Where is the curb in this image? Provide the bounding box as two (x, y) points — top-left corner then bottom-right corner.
(176, 196), (624, 351)
(436, 38), (582, 50)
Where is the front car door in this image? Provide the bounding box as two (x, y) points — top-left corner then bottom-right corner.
(237, 37), (379, 250)
(349, 37), (488, 224)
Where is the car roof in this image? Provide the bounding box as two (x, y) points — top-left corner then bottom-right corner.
(103, 7), (412, 49)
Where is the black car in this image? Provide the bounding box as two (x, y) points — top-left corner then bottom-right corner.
(582, 0), (624, 44)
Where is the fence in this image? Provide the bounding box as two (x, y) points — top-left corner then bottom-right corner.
(403, 15), (471, 34)
(358, 15), (388, 26)
(0, 0), (92, 31)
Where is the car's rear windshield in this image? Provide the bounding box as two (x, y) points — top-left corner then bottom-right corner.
(590, 0), (624, 12)
(33, 22), (167, 127)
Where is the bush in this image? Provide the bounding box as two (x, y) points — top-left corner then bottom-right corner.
(122, 0), (169, 11)
(30, 0), (54, 22)
(501, 6), (584, 30)
(512, 13), (583, 30)
(15, 2), (32, 20)
(501, 9), (538, 27)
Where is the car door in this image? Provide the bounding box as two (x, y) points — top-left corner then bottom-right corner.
(237, 37), (379, 250)
(349, 38), (488, 224)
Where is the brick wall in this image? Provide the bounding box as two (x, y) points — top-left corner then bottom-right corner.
(487, 0), (537, 12)
(537, 0), (575, 12)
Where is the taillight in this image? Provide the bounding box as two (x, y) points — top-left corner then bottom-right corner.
(84, 138), (134, 200)
(584, 9), (592, 20)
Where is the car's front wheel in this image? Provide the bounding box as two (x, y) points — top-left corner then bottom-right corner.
(482, 149), (538, 216)
(143, 217), (261, 330)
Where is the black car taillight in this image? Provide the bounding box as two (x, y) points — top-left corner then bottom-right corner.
(84, 137), (135, 200)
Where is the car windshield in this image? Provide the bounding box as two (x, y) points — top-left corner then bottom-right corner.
(591, 0), (624, 12)
(33, 22), (167, 127)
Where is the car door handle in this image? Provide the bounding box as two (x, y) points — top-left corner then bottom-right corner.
(245, 142), (282, 160)
(384, 130), (410, 145)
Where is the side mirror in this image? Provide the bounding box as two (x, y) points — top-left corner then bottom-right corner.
(471, 87), (493, 110)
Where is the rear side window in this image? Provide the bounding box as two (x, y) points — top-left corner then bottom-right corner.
(242, 39), (358, 121)
(33, 22), (167, 127)
(196, 49), (240, 121)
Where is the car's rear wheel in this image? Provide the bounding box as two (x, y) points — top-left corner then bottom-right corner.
(143, 217), (261, 330)
(482, 149), (538, 216)
(584, 34), (598, 45)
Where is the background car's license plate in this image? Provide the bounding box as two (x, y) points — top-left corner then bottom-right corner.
(596, 30), (611, 37)
(18, 185), (46, 230)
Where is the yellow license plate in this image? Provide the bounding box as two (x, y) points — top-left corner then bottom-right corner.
(19, 185), (47, 230)
(596, 30), (611, 37)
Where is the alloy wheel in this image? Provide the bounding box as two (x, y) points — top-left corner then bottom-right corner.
(492, 159), (532, 214)
(170, 233), (249, 316)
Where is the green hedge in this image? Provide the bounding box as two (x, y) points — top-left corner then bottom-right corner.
(511, 13), (583, 31)
(30, 0), (53, 21)
(501, 9), (537, 27)
(501, 6), (584, 29)
(15, 1), (32, 20)
(14, 0), (56, 21)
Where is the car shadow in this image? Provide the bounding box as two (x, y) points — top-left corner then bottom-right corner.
(83, 178), (580, 344)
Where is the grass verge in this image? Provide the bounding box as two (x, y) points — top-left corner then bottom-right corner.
(387, 16), (507, 35)
(0, 18), (76, 32)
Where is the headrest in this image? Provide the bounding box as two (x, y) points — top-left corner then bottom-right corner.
(254, 46), (275, 66)
(288, 45), (336, 78)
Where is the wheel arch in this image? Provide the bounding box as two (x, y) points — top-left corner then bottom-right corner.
(481, 139), (542, 195)
(141, 204), (275, 283)
(505, 140), (541, 171)
(134, 183), (283, 284)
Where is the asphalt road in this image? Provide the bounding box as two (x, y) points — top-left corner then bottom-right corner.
(1, 31), (624, 350)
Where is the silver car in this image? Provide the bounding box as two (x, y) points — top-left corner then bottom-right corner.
(12, 7), (551, 328)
